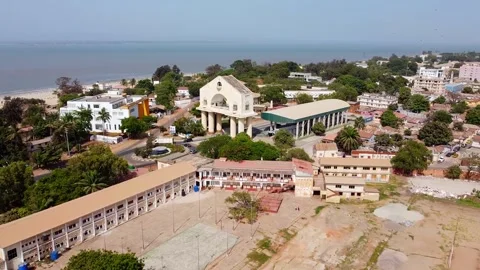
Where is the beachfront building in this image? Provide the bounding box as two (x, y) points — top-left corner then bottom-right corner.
(287, 72), (322, 82)
(59, 93), (149, 134)
(459, 62), (480, 82)
(197, 158), (315, 197)
(413, 77), (447, 93)
(197, 75), (257, 138)
(261, 99), (350, 139)
(317, 157), (392, 183)
(0, 163), (196, 270)
(357, 93), (398, 109)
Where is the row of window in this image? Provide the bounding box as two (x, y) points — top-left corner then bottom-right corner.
(338, 192), (362, 196)
(334, 185), (356, 189)
(323, 166), (388, 171)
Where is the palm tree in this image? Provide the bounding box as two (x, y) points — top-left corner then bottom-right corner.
(130, 78), (136, 88)
(354, 117), (366, 130)
(96, 108), (111, 135)
(74, 107), (93, 131)
(121, 79), (128, 86)
(76, 171), (108, 194)
(335, 126), (362, 154)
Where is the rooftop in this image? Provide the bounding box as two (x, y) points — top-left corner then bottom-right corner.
(319, 157), (392, 167)
(71, 94), (126, 104)
(261, 99), (350, 123)
(324, 176), (365, 185)
(221, 75), (253, 95)
(314, 142), (338, 152)
(292, 158), (313, 175)
(0, 162), (197, 248)
(211, 158), (293, 172)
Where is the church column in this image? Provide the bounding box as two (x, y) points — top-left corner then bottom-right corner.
(216, 113), (222, 132)
(201, 111), (207, 130)
(238, 118), (245, 134)
(247, 117), (253, 137)
(208, 112), (215, 133)
(230, 117), (237, 137)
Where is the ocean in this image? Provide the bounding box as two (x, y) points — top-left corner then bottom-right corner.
(0, 41), (469, 94)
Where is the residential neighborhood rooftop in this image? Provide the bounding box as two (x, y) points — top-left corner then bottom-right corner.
(314, 142), (338, 151)
(211, 158), (294, 172)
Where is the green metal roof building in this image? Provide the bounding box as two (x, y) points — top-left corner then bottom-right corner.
(261, 99), (350, 138)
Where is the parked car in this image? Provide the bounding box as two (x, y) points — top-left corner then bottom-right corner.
(446, 152), (454, 157)
(184, 137), (193, 142)
(438, 156), (445, 163)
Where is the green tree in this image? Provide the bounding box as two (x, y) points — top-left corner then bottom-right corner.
(387, 103), (398, 111)
(129, 78), (136, 88)
(451, 101), (468, 114)
(205, 64), (224, 77)
(466, 105), (480, 125)
(0, 162), (33, 213)
(173, 117), (205, 136)
(380, 110), (401, 128)
(186, 81), (205, 97)
(404, 129), (412, 136)
(311, 122), (326, 135)
(197, 135), (232, 158)
(406, 94), (429, 113)
(260, 85), (287, 105)
(58, 93), (81, 107)
(135, 79), (154, 94)
(273, 129), (295, 149)
(430, 110), (453, 124)
(328, 84), (358, 101)
(31, 145), (63, 168)
(335, 126), (361, 154)
(281, 148), (313, 162)
(225, 191), (260, 224)
(391, 140), (432, 175)
(64, 250), (144, 270)
(96, 108), (111, 135)
(354, 116), (365, 130)
(295, 93), (313, 104)
(453, 122), (464, 131)
(418, 121), (453, 146)
(155, 79), (177, 111)
(335, 75), (367, 93)
(398, 87), (411, 104)
(432, 96), (446, 104)
(121, 79), (127, 86)
(0, 119), (28, 166)
(374, 134), (393, 148)
(444, 165), (462, 179)
(76, 171), (108, 194)
(120, 117), (149, 138)
(462, 86), (473, 94)
(152, 65), (171, 81)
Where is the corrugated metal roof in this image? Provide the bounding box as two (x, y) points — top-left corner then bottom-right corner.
(0, 162), (196, 248)
(261, 99), (350, 123)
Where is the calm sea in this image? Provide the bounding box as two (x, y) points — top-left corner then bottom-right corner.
(0, 41), (468, 94)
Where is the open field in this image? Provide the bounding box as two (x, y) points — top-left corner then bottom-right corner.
(34, 178), (480, 270)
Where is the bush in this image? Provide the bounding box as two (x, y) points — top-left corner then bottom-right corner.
(444, 165), (462, 179)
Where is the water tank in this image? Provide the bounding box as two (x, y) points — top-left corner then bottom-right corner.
(18, 263), (28, 270)
(50, 250), (59, 261)
(193, 186), (200, 192)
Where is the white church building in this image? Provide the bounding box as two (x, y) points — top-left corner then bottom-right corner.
(198, 75), (257, 137)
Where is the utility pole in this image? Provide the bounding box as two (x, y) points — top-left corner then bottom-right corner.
(65, 129), (70, 156)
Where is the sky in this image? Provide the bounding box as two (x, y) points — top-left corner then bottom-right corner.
(1, 0), (480, 45)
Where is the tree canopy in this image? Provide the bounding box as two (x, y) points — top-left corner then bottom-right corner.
(152, 65), (172, 81)
(197, 135), (232, 159)
(466, 105), (480, 125)
(155, 79), (177, 111)
(225, 191), (260, 224)
(135, 79), (154, 94)
(295, 93), (314, 104)
(0, 162), (33, 213)
(311, 122), (326, 136)
(335, 126), (361, 154)
(418, 121), (453, 146)
(391, 140), (432, 175)
(430, 110), (453, 124)
(64, 250), (144, 270)
(354, 117), (365, 130)
(219, 133), (280, 161)
(398, 87), (411, 104)
(450, 101), (469, 114)
(260, 85), (287, 105)
(121, 117), (149, 138)
(380, 110), (401, 128)
(173, 117), (205, 136)
(281, 148), (313, 162)
(406, 94), (429, 113)
(273, 129), (295, 149)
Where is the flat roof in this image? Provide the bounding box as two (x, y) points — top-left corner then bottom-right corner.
(0, 162), (196, 248)
(324, 176), (365, 185)
(211, 158), (293, 172)
(261, 99), (350, 123)
(314, 142), (338, 151)
(71, 95), (125, 103)
(319, 157), (392, 167)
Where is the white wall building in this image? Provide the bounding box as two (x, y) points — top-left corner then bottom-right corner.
(357, 93), (398, 109)
(59, 93), (149, 134)
(459, 62), (480, 82)
(288, 72), (322, 82)
(413, 77), (447, 93)
(177, 87), (190, 98)
(284, 89), (335, 100)
(417, 67), (445, 78)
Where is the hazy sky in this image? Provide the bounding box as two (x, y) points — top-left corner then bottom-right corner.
(1, 0), (479, 44)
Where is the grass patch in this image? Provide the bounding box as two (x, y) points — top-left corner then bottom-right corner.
(340, 234), (368, 268)
(457, 197), (480, 208)
(314, 205), (326, 215)
(365, 240), (388, 269)
(367, 176), (403, 200)
(279, 228), (297, 242)
(246, 250), (270, 268)
(257, 237), (273, 252)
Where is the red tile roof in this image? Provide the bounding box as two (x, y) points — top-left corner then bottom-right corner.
(212, 158), (293, 171)
(292, 158), (313, 175)
(359, 130), (374, 140)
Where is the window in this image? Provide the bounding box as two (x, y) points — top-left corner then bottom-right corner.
(344, 167), (350, 170)
(128, 200), (134, 205)
(117, 204), (124, 209)
(245, 104), (250, 110)
(333, 166), (337, 169)
(339, 192), (343, 196)
(7, 248), (17, 260)
(349, 185), (355, 189)
(324, 166), (331, 169)
(106, 208), (113, 214)
(353, 167), (357, 170)
(335, 185), (341, 188)
(68, 224), (77, 230)
(372, 167), (377, 171)
(233, 104), (238, 111)
(203, 99), (207, 105)
(363, 167), (370, 170)
(137, 196), (144, 201)
(351, 192), (355, 196)
(83, 218), (91, 224)
(95, 124), (103, 130)
(381, 168), (388, 171)
(54, 229), (63, 235)
(94, 213), (102, 219)
(93, 104), (100, 109)
(357, 193), (361, 196)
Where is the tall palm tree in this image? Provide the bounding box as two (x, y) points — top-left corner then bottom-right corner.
(335, 126), (362, 154)
(96, 108), (111, 135)
(130, 78), (136, 88)
(76, 171), (108, 194)
(74, 107), (93, 131)
(121, 79), (128, 86)
(354, 117), (366, 130)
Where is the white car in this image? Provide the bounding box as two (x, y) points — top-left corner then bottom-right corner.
(438, 156), (445, 163)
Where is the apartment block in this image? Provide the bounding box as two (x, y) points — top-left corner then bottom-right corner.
(317, 157), (392, 183)
(459, 62), (480, 82)
(322, 176), (379, 203)
(357, 93), (398, 109)
(413, 77), (447, 93)
(0, 163), (196, 270)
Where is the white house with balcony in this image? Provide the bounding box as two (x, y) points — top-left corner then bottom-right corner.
(59, 93), (149, 134)
(357, 93), (398, 109)
(198, 75), (257, 137)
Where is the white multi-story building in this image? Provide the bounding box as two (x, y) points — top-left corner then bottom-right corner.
(288, 72), (322, 82)
(459, 62), (480, 82)
(417, 67), (445, 78)
(59, 93), (149, 134)
(357, 93), (398, 109)
(413, 77), (447, 93)
(284, 89), (335, 100)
